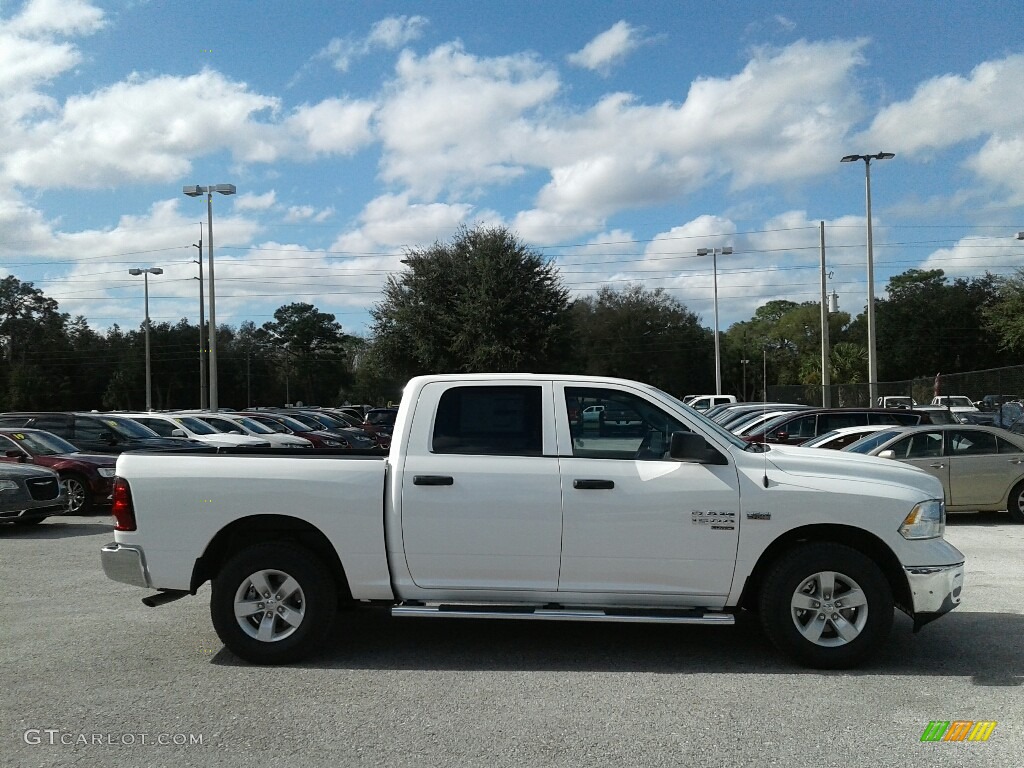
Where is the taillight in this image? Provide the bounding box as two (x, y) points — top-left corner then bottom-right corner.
(111, 477), (137, 531)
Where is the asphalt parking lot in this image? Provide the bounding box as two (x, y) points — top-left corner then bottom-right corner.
(2, 513), (1021, 768)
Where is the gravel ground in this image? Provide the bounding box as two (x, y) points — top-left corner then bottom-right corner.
(1, 512), (1020, 768)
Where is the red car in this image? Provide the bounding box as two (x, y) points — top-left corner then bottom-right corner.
(0, 428), (116, 514)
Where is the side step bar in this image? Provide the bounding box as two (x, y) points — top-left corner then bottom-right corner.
(391, 603), (734, 625)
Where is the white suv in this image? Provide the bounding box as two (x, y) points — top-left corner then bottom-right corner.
(120, 413), (271, 448)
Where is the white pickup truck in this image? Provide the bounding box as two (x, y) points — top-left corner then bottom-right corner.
(101, 374), (964, 669)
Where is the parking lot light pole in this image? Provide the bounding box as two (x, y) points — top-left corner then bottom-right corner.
(192, 226), (207, 410)
(697, 246), (733, 395)
(841, 152), (894, 404)
(183, 184), (236, 411)
(128, 267), (163, 411)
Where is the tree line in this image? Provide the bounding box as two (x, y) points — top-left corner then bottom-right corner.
(2, 227), (1022, 411)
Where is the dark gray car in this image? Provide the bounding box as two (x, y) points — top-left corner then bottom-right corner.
(0, 463), (67, 525)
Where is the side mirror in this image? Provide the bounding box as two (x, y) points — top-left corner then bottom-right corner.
(171, 428), (186, 438)
(5, 449), (26, 461)
(99, 431), (117, 444)
(669, 432), (727, 465)
(878, 449), (896, 459)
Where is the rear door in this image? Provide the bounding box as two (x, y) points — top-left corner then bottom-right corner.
(399, 382), (563, 591)
(946, 428), (1012, 507)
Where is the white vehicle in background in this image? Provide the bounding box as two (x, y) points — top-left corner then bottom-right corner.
(931, 396), (979, 418)
(120, 413), (271, 449)
(730, 410), (794, 436)
(876, 396), (917, 409)
(686, 394), (738, 412)
(187, 413), (312, 448)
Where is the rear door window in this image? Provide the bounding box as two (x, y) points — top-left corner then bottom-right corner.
(432, 386), (542, 456)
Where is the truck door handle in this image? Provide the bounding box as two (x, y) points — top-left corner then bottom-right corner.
(413, 475), (454, 486)
(928, 463), (945, 469)
(573, 479), (615, 490)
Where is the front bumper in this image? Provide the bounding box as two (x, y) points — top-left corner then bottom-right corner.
(101, 542), (151, 588)
(905, 561), (964, 631)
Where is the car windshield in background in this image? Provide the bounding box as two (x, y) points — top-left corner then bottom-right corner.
(234, 416), (275, 434)
(173, 416), (219, 435)
(268, 414), (313, 432)
(845, 430), (904, 454)
(652, 388), (750, 450)
(105, 416), (160, 439)
(6, 430), (79, 455)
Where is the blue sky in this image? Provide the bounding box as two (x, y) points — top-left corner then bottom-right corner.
(2, 0), (1023, 338)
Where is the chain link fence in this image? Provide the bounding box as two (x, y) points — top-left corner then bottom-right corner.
(766, 364), (1024, 408)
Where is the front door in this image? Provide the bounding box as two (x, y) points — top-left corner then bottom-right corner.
(556, 385), (740, 601)
(400, 382), (563, 591)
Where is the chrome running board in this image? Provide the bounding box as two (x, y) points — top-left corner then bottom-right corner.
(390, 603), (734, 625)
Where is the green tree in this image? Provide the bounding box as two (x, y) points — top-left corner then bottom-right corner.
(983, 268), (1024, 353)
(570, 284), (713, 396)
(370, 225), (571, 379)
(258, 303), (348, 405)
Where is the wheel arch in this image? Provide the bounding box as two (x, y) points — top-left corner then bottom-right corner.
(191, 514), (352, 601)
(737, 524), (911, 615)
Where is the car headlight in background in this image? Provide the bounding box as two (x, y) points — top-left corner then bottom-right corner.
(97, 467), (116, 478)
(322, 439), (342, 447)
(899, 499), (945, 540)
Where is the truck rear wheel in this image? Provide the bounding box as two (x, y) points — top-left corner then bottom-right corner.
(211, 543), (337, 664)
(758, 543), (893, 669)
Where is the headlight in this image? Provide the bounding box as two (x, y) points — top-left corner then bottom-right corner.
(0, 480), (19, 491)
(899, 499), (945, 539)
(323, 439), (342, 447)
(97, 467), (116, 478)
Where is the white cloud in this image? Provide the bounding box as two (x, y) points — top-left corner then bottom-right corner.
(376, 42), (561, 195)
(331, 193), (475, 252)
(234, 190), (277, 212)
(862, 54), (1024, 156)
(567, 21), (645, 76)
(316, 14), (428, 73)
(5, 0), (105, 35)
(285, 98), (376, 155)
(917, 234), (1023, 283)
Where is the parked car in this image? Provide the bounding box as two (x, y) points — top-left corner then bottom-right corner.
(0, 428), (116, 514)
(730, 410), (799, 436)
(709, 403), (809, 427)
(931, 396), (979, 419)
(187, 413), (312, 448)
(844, 424), (1024, 523)
(0, 412), (196, 454)
(801, 425), (889, 451)
(0, 463), (66, 525)
(911, 406), (960, 425)
(685, 394), (738, 412)
(876, 396), (917, 409)
(743, 408), (932, 446)
(362, 408), (399, 438)
(119, 413), (271, 448)
(976, 394), (1017, 412)
(243, 413), (353, 449)
(272, 410), (377, 449)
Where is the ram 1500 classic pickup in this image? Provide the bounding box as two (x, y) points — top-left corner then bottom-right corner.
(101, 374), (965, 669)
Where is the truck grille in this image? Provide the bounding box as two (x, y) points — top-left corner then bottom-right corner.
(26, 477), (60, 501)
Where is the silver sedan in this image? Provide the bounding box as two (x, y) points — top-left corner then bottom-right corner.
(844, 424), (1024, 523)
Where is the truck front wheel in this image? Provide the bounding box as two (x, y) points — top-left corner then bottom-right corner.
(758, 543), (893, 669)
(211, 543), (337, 664)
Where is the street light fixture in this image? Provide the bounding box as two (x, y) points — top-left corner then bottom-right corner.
(183, 183), (236, 410)
(696, 246), (733, 395)
(128, 267), (163, 411)
(841, 152), (894, 404)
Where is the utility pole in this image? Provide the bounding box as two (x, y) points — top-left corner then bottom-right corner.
(193, 225), (208, 410)
(819, 221), (831, 408)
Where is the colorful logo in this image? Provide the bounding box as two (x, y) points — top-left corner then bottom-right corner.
(920, 721), (996, 742)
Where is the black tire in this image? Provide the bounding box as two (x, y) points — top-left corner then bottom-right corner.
(1007, 481), (1024, 524)
(758, 543), (893, 669)
(60, 473), (91, 515)
(211, 543), (337, 664)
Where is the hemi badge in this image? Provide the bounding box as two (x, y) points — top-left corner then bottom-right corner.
(746, 512), (771, 520)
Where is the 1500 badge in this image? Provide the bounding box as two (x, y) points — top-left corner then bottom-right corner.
(691, 510), (736, 530)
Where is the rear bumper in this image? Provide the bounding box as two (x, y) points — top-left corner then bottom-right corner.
(100, 542), (151, 588)
(905, 561), (964, 631)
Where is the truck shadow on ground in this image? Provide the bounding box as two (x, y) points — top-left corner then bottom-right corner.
(210, 608), (1023, 686)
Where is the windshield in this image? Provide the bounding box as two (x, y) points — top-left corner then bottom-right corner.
(802, 429), (841, 448)
(104, 416), (160, 439)
(173, 416), (219, 435)
(267, 414), (312, 432)
(845, 430), (903, 454)
(234, 416), (274, 434)
(648, 387), (751, 450)
(4, 430), (79, 455)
